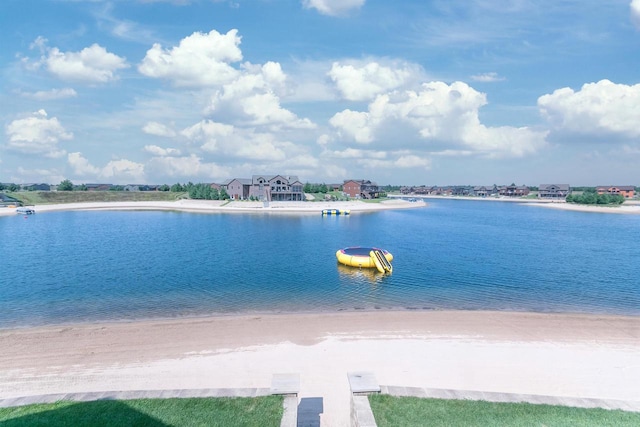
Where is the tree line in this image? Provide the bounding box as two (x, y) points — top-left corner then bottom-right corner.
(566, 189), (625, 205)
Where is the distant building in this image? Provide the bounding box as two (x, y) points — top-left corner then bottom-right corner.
(21, 183), (50, 191)
(343, 179), (380, 199)
(498, 184), (530, 197)
(596, 186), (635, 198)
(85, 184), (113, 191)
(223, 175), (304, 201)
(538, 184), (571, 199)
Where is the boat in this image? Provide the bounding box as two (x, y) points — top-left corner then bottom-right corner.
(16, 207), (35, 215)
(322, 209), (350, 215)
(336, 246), (393, 273)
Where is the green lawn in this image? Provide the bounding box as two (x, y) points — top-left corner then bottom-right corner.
(0, 396), (284, 427)
(368, 395), (640, 427)
(8, 191), (186, 205)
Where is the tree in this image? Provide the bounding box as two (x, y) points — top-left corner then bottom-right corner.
(170, 183), (184, 192)
(58, 179), (73, 191)
(78, 184), (88, 191)
(7, 183), (20, 192)
(220, 188), (229, 200)
(158, 184), (170, 192)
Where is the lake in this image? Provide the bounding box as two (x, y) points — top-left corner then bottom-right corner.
(1, 199), (638, 328)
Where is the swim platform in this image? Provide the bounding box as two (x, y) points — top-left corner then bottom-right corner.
(336, 246), (393, 273)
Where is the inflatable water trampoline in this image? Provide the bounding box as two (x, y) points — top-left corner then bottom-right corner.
(322, 209), (350, 215)
(336, 246), (393, 273)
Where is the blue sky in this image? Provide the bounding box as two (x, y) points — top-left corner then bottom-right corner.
(2, 0), (640, 186)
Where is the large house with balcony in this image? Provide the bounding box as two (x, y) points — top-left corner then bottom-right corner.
(596, 186), (635, 199)
(538, 184), (571, 199)
(224, 175), (304, 201)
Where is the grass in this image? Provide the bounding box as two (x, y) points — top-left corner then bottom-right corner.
(368, 395), (640, 427)
(8, 191), (186, 205)
(0, 396), (284, 427)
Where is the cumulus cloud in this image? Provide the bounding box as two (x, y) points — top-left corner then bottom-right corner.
(142, 121), (177, 137)
(329, 81), (547, 158)
(181, 120), (287, 161)
(144, 145), (181, 156)
(68, 152), (145, 182)
(146, 154), (231, 180)
(302, 0), (365, 16)
(138, 29), (242, 87)
(206, 61), (315, 129)
(538, 79), (640, 137)
(632, 0), (640, 29)
(328, 61), (421, 101)
(68, 152), (101, 176)
(5, 109), (72, 158)
(19, 88), (77, 101)
(470, 72), (505, 82)
(43, 43), (128, 83)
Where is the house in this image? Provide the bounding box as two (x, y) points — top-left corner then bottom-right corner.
(21, 183), (50, 191)
(473, 185), (498, 197)
(452, 186), (474, 196)
(343, 179), (380, 199)
(249, 175), (304, 201)
(499, 184), (530, 197)
(223, 175), (304, 201)
(224, 178), (252, 200)
(538, 184), (570, 199)
(596, 186), (635, 199)
(85, 184), (113, 191)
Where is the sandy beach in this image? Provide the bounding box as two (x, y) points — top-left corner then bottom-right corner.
(1, 311), (639, 425)
(0, 198), (425, 217)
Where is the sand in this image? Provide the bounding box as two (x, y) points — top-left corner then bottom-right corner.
(1, 311), (639, 426)
(0, 198), (425, 217)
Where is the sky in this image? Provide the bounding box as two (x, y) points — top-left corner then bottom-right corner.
(1, 0), (640, 186)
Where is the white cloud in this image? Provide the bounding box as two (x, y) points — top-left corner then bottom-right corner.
(101, 159), (145, 181)
(181, 120), (287, 161)
(538, 79), (640, 137)
(68, 152), (145, 182)
(19, 88), (77, 100)
(632, 0), (640, 29)
(138, 29), (242, 87)
(142, 121), (177, 137)
(329, 109), (374, 143)
(144, 145), (181, 156)
(206, 61), (315, 129)
(328, 61), (421, 101)
(470, 72), (505, 83)
(44, 43), (129, 83)
(68, 152), (101, 176)
(329, 81), (547, 158)
(146, 154), (231, 180)
(302, 0), (365, 16)
(5, 110), (72, 158)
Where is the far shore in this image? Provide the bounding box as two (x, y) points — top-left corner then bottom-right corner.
(0, 198), (425, 216)
(1, 310), (638, 425)
(389, 194), (640, 214)
(3, 195), (640, 215)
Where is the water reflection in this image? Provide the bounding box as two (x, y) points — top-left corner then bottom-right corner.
(336, 263), (386, 285)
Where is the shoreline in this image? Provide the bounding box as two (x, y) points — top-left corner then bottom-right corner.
(390, 194), (640, 214)
(0, 198), (425, 216)
(1, 310), (639, 424)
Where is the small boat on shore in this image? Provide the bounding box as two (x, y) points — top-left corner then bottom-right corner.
(16, 207), (35, 215)
(336, 246), (393, 273)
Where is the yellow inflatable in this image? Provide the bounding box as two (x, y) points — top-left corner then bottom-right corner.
(336, 247), (393, 273)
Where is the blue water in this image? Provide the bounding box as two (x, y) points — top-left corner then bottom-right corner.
(1, 199), (638, 327)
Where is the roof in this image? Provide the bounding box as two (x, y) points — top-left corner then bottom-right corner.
(539, 184), (570, 191)
(596, 185), (635, 191)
